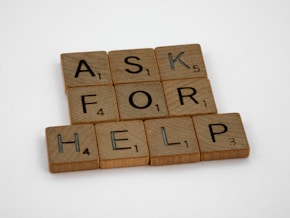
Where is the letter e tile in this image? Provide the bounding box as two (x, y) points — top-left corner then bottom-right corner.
(45, 124), (99, 173)
(193, 113), (250, 161)
(95, 120), (149, 168)
(144, 117), (200, 165)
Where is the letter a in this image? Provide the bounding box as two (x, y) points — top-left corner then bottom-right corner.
(74, 60), (96, 78)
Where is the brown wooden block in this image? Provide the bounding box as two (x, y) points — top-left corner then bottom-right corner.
(163, 78), (217, 117)
(61, 51), (112, 89)
(45, 124), (99, 173)
(144, 117), (200, 166)
(155, 44), (207, 81)
(67, 85), (119, 124)
(115, 82), (169, 120)
(109, 48), (160, 84)
(95, 120), (149, 168)
(193, 113), (250, 161)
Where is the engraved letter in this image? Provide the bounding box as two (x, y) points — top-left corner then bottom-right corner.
(161, 127), (181, 146)
(177, 87), (199, 105)
(57, 133), (80, 154)
(74, 60), (96, 77)
(124, 56), (143, 74)
(168, 52), (190, 70)
(110, 130), (131, 150)
(129, 90), (152, 109)
(208, 124), (228, 142)
(81, 94), (97, 113)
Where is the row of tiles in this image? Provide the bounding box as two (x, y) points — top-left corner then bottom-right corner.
(67, 78), (217, 124)
(46, 113), (250, 173)
(61, 44), (208, 89)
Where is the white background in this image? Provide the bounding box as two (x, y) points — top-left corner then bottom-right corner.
(1, 0), (290, 217)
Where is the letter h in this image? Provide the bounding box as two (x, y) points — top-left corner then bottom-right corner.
(57, 133), (80, 154)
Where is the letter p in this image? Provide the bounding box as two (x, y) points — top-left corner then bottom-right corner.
(208, 123), (228, 143)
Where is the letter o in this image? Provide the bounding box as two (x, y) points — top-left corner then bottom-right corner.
(129, 91), (152, 109)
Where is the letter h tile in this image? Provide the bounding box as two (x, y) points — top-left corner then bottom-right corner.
(45, 124), (99, 172)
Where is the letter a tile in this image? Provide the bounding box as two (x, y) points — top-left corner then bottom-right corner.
(193, 113), (250, 161)
(95, 120), (149, 168)
(144, 117), (200, 165)
(155, 44), (207, 81)
(46, 124), (99, 173)
(61, 51), (112, 89)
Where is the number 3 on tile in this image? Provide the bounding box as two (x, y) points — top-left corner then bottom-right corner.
(229, 138), (236, 146)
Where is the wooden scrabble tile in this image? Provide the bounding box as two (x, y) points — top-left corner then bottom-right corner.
(95, 120), (149, 168)
(193, 113), (250, 161)
(144, 117), (200, 166)
(109, 48), (160, 84)
(115, 82), (169, 120)
(45, 124), (99, 173)
(67, 85), (119, 124)
(155, 44), (207, 81)
(61, 51), (112, 89)
(163, 78), (217, 117)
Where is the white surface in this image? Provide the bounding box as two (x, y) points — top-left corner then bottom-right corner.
(1, 0), (290, 217)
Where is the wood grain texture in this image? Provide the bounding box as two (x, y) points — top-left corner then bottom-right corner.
(61, 51), (112, 89)
(155, 44), (207, 81)
(46, 124), (99, 173)
(144, 117), (200, 166)
(67, 85), (119, 124)
(95, 120), (149, 168)
(193, 113), (250, 161)
(109, 48), (160, 84)
(163, 78), (217, 117)
(115, 82), (169, 120)
(46, 44), (251, 172)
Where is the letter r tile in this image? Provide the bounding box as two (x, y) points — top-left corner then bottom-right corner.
(61, 51), (112, 89)
(46, 124), (99, 173)
(95, 120), (149, 168)
(155, 44), (207, 81)
(144, 117), (200, 165)
(163, 78), (217, 117)
(67, 85), (119, 124)
(193, 113), (250, 161)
